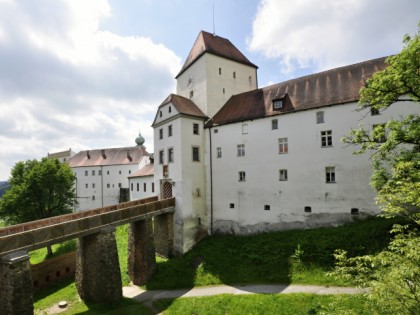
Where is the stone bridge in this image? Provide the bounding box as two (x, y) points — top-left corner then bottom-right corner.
(0, 196), (175, 315)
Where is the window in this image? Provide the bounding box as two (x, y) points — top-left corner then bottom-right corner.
(230, 203), (235, 208)
(278, 138), (288, 154)
(233, 71), (236, 78)
(168, 105), (172, 113)
(92, 183), (95, 188)
(216, 147), (222, 158)
(107, 183), (110, 188)
(326, 167), (336, 183)
(92, 195), (95, 200)
(304, 206), (312, 213)
(159, 150), (164, 164)
(189, 90), (194, 98)
(85, 183), (88, 188)
(192, 147), (200, 162)
(137, 183), (139, 191)
(152, 182), (155, 192)
(219, 67), (222, 75)
(159, 128), (163, 140)
(214, 129), (218, 134)
(168, 147), (174, 163)
(118, 183), (121, 188)
(321, 130), (332, 147)
(85, 170), (88, 176)
(131, 183), (133, 191)
(242, 124), (248, 134)
(351, 208), (359, 215)
(168, 125), (173, 137)
(238, 171), (246, 182)
(373, 124), (386, 142)
(371, 107), (380, 116)
(159, 111), (162, 117)
(249, 76), (252, 85)
(143, 183), (146, 192)
(193, 123), (199, 135)
(107, 171), (110, 175)
(272, 119), (278, 130)
(273, 99), (283, 110)
(279, 169), (288, 181)
(119, 170), (122, 175)
(128, 170), (131, 174)
(98, 170), (102, 176)
(92, 170), (95, 176)
(316, 111), (324, 124)
(237, 144), (245, 157)
(222, 88), (225, 94)
(264, 205), (271, 211)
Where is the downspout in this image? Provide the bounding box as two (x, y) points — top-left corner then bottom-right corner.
(101, 165), (104, 207)
(209, 126), (214, 235)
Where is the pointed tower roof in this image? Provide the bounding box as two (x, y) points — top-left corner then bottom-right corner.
(175, 31), (257, 79)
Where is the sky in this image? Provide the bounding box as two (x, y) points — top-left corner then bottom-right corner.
(0, 0), (419, 181)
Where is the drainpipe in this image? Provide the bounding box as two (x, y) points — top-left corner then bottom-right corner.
(209, 127), (214, 235)
(101, 165), (104, 207)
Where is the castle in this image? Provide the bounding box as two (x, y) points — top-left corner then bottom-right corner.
(70, 31), (418, 254)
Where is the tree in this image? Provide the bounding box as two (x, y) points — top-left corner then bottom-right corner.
(332, 25), (420, 314)
(0, 157), (76, 255)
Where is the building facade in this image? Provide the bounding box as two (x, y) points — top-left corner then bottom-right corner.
(146, 31), (418, 254)
(69, 138), (150, 211)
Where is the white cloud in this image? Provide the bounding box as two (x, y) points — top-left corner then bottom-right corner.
(0, 0), (181, 179)
(249, 0), (420, 74)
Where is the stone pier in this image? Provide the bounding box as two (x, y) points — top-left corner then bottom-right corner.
(75, 226), (122, 303)
(128, 218), (156, 285)
(154, 212), (174, 257)
(0, 251), (33, 315)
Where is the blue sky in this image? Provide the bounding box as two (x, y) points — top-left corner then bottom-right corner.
(0, 0), (419, 180)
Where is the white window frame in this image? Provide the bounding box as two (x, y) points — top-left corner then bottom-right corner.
(279, 169), (288, 181)
(272, 119), (278, 130)
(278, 138), (288, 154)
(242, 124), (248, 134)
(193, 123), (199, 135)
(238, 171), (246, 182)
(321, 130), (333, 147)
(237, 144), (245, 157)
(326, 166), (336, 183)
(168, 147), (174, 163)
(273, 100), (283, 109)
(316, 111), (324, 124)
(192, 146), (200, 162)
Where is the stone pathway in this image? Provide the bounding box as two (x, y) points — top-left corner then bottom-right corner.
(123, 283), (367, 313)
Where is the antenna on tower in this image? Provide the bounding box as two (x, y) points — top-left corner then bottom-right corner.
(212, 4), (216, 36)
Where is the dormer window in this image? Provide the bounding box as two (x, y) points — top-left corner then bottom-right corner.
(273, 99), (283, 110)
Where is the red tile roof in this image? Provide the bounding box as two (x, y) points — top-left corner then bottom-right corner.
(207, 57), (388, 127)
(176, 31), (258, 79)
(128, 164), (154, 178)
(152, 94), (207, 127)
(68, 146), (149, 167)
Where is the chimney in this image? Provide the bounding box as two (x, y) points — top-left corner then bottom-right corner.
(127, 150), (132, 162)
(87, 150), (90, 159)
(101, 149), (106, 159)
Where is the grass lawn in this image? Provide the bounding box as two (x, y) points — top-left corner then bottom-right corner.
(155, 294), (372, 315)
(147, 217), (398, 289)
(32, 217), (399, 313)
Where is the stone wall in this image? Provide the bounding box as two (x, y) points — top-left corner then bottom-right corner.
(30, 251), (76, 291)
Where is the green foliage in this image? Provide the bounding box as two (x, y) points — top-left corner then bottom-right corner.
(335, 25), (420, 315)
(0, 158), (76, 225)
(342, 26), (420, 220)
(30, 240), (77, 265)
(330, 222), (420, 315)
